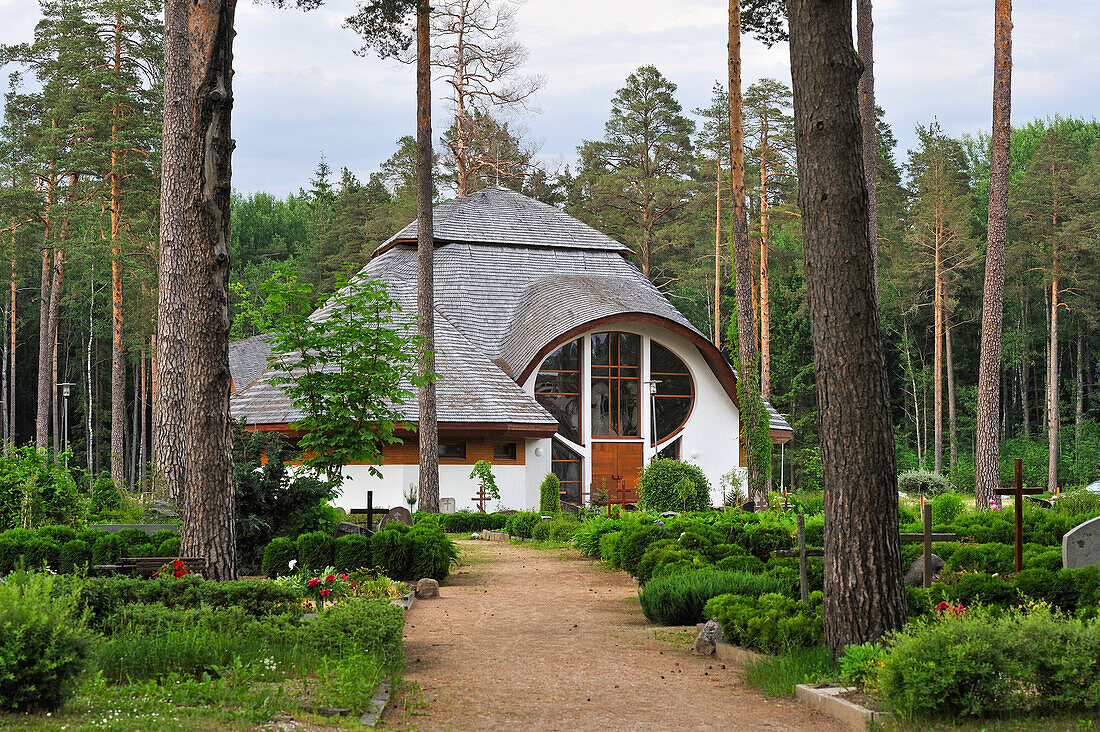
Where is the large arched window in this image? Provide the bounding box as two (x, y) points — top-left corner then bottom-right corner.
(650, 341), (693, 444)
(591, 332), (640, 437)
(534, 338), (582, 444)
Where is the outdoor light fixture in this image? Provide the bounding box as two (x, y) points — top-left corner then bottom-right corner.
(534, 446), (544, 458)
(643, 380), (660, 450)
(690, 449), (699, 459)
(56, 382), (76, 458)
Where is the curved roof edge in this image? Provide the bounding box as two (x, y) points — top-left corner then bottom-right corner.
(514, 312), (794, 442)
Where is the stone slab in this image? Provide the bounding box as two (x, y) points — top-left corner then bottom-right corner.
(358, 678), (392, 727)
(795, 685), (888, 729)
(440, 497), (456, 514)
(1063, 515), (1100, 569)
(378, 506), (413, 529)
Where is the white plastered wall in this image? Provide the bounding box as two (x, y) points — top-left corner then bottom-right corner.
(521, 321), (743, 506)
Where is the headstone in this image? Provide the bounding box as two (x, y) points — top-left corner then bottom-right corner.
(903, 554), (944, 587)
(415, 578), (440, 599)
(440, 497), (456, 514)
(334, 521), (368, 537)
(1063, 515), (1100, 570)
(693, 619), (723, 655)
(378, 506), (413, 529)
(659, 511), (680, 519)
(741, 499), (756, 513)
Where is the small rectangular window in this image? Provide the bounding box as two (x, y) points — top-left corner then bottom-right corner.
(493, 443), (518, 461)
(439, 442), (466, 460)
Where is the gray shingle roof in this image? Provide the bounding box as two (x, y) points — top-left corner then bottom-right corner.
(230, 188), (792, 437)
(228, 334), (274, 392)
(377, 186), (632, 256)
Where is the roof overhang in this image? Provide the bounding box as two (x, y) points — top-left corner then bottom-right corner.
(241, 421), (559, 440)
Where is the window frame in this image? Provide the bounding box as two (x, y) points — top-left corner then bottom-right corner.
(649, 341), (695, 446)
(591, 331), (642, 439)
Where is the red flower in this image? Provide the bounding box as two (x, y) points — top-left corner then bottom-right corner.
(349, 582), (357, 589)
(307, 578), (319, 588)
(935, 600), (950, 611)
(338, 573), (348, 582)
(325, 574), (336, 583)
(319, 588), (331, 597)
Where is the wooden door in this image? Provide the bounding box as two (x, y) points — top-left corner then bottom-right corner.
(592, 442), (643, 504)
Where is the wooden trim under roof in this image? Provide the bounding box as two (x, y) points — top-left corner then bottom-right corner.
(241, 421), (558, 440)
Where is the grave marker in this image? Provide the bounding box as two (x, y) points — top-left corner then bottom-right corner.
(993, 458), (1045, 572)
(378, 506), (413, 529)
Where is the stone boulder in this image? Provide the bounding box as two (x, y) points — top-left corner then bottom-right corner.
(415, 578), (440, 599)
(903, 554), (944, 587)
(692, 619), (723, 655)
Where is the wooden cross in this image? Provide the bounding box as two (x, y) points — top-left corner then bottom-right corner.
(774, 514), (824, 605)
(900, 503), (957, 588)
(471, 485), (491, 513)
(993, 458), (1046, 572)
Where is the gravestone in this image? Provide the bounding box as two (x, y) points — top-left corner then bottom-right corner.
(334, 521), (369, 537)
(1062, 515), (1100, 570)
(440, 497), (456, 514)
(903, 554), (944, 587)
(378, 506), (413, 529)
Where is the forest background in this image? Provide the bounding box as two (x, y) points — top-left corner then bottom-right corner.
(1, 0), (1099, 497)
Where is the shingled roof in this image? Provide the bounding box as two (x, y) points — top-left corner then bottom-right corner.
(230, 187), (792, 438)
(229, 333), (274, 392)
(375, 186), (632, 256)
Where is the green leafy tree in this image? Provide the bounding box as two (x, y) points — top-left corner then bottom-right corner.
(259, 264), (432, 484)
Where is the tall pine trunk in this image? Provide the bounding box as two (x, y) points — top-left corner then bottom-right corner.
(48, 251), (64, 457)
(857, 0), (877, 296)
(1076, 329), (1084, 462)
(714, 158), (722, 347)
(933, 229), (944, 474)
(36, 206), (54, 451)
(1048, 270), (1058, 491)
(788, 0), (906, 656)
(759, 133), (771, 401)
(728, 0), (763, 501)
(416, 0), (440, 513)
(974, 0), (1013, 509)
(157, 0), (237, 579)
(946, 314), (958, 470)
(8, 237), (14, 446)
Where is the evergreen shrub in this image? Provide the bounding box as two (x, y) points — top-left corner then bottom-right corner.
(618, 522), (671, 576)
(504, 511), (541, 538)
(334, 534), (372, 573)
(114, 528), (151, 553)
(58, 539), (91, 573)
(406, 522), (459, 581)
(599, 531), (623, 567)
(539, 473), (561, 515)
(261, 537), (298, 578)
(440, 511), (505, 533)
(571, 516), (622, 558)
(637, 459), (710, 512)
(704, 591), (823, 654)
(0, 572), (92, 711)
(91, 534), (124, 565)
(297, 530), (335, 573)
(37, 524), (77, 545)
(158, 536), (181, 557)
(931, 492), (965, 525)
(640, 569), (790, 626)
(898, 470), (954, 497)
(742, 521), (793, 560)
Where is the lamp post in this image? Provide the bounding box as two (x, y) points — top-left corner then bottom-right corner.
(57, 382), (75, 459)
(644, 380), (660, 455)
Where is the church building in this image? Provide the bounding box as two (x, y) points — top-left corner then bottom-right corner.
(230, 187), (792, 512)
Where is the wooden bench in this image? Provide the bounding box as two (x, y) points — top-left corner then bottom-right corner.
(93, 556), (208, 577)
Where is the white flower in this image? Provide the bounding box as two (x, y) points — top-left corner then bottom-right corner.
(288, 559), (297, 570)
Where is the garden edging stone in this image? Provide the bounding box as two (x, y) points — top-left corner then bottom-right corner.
(794, 685), (888, 729)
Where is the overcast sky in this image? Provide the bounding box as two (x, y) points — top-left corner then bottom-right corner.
(2, 0), (1098, 195)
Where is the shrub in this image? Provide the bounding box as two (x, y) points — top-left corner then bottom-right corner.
(37, 524), (77, 545)
(879, 604), (1100, 718)
(0, 445), (86, 531)
(406, 522), (459, 581)
(0, 572), (93, 711)
(370, 524), (412, 578)
(531, 521), (552, 541)
(743, 521), (793, 561)
(572, 516), (623, 558)
(158, 536), (181, 557)
(131, 542), (159, 558)
(637, 459), (711, 512)
(839, 642), (886, 690)
(22, 536), (60, 571)
(90, 472), (122, 514)
(334, 534), (372, 573)
(297, 530), (335, 572)
(91, 534), (124, 565)
(599, 531), (623, 567)
(705, 591), (824, 654)
(113, 528), (152, 553)
(950, 572), (1015, 607)
(440, 511), (505, 533)
(539, 473), (561, 515)
(930, 492), (965, 525)
(640, 569), (790, 626)
(898, 470), (954, 497)
(636, 542), (703, 585)
(504, 511), (541, 539)
(261, 537), (298, 578)
(301, 597), (404, 670)
(58, 539), (91, 573)
(618, 522), (671, 576)
(946, 543), (1013, 575)
(715, 554), (765, 574)
(549, 517), (580, 542)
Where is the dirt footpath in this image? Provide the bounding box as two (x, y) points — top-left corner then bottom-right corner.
(382, 540), (845, 731)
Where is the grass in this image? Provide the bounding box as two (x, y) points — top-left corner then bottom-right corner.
(742, 645), (837, 697)
(875, 715), (1100, 731)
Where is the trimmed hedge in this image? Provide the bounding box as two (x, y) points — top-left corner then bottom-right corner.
(369, 522), (459, 581)
(334, 534), (372, 573)
(439, 511), (506, 533)
(637, 459), (711, 512)
(504, 512), (541, 539)
(539, 473), (561, 515)
(705, 591), (823, 653)
(297, 531), (335, 573)
(640, 569), (791, 626)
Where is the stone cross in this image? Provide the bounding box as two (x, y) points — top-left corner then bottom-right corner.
(993, 458), (1046, 572)
(899, 503), (957, 588)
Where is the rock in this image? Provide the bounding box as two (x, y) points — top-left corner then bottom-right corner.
(693, 619), (722, 655)
(415, 578), (440, 599)
(1063, 515), (1100, 569)
(903, 554), (945, 587)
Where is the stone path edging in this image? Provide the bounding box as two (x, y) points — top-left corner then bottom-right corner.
(795, 684), (888, 729)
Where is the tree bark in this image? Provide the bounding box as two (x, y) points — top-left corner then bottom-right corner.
(946, 315), (958, 470)
(728, 0), (763, 501)
(36, 247), (53, 451)
(139, 345), (147, 488)
(934, 236), (943, 475)
(157, 0), (238, 579)
(1076, 328), (1084, 460)
(6, 231), (14, 447)
(1020, 297), (1029, 437)
(788, 0), (906, 656)
(1048, 271), (1058, 491)
(714, 158), (722, 348)
(48, 251), (64, 457)
(759, 129), (771, 401)
(974, 0), (1012, 509)
(856, 0), (877, 297)
(416, 1), (440, 513)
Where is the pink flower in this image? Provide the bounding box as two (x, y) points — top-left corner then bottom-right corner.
(935, 600), (950, 611)
(325, 574), (336, 583)
(307, 578), (319, 588)
(319, 588), (331, 597)
(338, 573), (348, 582)
(349, 582), (357, 589)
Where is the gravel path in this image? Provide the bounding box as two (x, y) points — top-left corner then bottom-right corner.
(382, 540), (845, 731)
